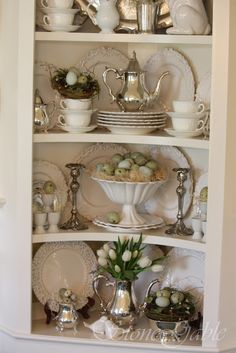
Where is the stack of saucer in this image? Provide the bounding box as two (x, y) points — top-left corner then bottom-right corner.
(57, 98), (97, 133)
(96, 111), (167, 135)
(36, 0), (82, 32)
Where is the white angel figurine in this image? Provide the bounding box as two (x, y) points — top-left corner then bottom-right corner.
(167, 0), (211, 35)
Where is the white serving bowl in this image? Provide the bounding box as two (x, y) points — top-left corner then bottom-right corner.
(92, 177), (166, 226)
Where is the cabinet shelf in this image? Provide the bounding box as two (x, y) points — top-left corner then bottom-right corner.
(34, 130), (209, 149)
(32, 223), (206, 252)
(32, 316), (203, 351)
(35, 31), (212, 45)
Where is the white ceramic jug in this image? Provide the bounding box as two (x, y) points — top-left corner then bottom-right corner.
(87, 0), (120, 33)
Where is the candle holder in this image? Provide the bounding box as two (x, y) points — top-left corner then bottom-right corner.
(165, 168), (193, 237)
(60, 163), (88, 231)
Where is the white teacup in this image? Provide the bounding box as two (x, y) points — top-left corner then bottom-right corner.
(173, 100), (205, 114)
(41, 0), (74, 9)
(171, 116), (204, 132)
(43, 13), (74, 26)
(60, 98), (92, 110)
(57, 110), (92, 127)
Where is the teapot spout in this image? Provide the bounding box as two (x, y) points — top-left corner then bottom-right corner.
(149, 71), (169, 103)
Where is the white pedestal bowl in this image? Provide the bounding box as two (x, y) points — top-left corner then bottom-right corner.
(92, 177), (166, 226)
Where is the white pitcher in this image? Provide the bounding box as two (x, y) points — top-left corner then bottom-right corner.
(87, 0), (120, 33)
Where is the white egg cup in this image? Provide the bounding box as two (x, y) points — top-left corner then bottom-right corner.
(34, 212), (47, 234)
(48, 211), (61, 233)
(42, 193), (55, 212)
(191, 217), (203, 241)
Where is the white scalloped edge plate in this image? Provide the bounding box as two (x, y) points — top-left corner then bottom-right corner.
(32, 241), (97, 312)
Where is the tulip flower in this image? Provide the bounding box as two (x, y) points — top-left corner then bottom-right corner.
(98, 257), (108, 267)
(97, 249), (108, 258)
(115, 265), (121, 273)
(122, 250), (132, 262)
(109, 249), (117, 260)
(137, 256), (152, 268)
(151, 264), (164, 272)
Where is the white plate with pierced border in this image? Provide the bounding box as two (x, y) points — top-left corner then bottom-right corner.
(144, 145), (193, 223)
(159, 248), (205, 318)
(78, 47), (129, 111)
(33, 160), (68, 212)
(32, 241), (97, 312)
(144, 48), (195, 112)
(73, 143), (128, 220)
(34, 61), (60, 130)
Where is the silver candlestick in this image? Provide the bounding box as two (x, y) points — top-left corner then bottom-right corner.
(60, 163), (88, 231)
(165, 168), (193, 236)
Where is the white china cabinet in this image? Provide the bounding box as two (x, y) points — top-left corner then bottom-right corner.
(1, 0), (236, 352)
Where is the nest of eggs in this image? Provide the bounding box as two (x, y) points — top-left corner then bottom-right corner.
(144, 287), (196, 323)
(92, 151), (167, 183)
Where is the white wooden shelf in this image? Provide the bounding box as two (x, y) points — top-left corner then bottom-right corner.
(32, 224), (206, 252)
(32, 316), (203, 352)
(35, 31), (212, 45)
(33, 130), (209, 149)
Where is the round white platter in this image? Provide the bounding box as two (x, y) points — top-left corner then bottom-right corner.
(97, 118), (167, 125)
(74, 143), (128, 220)
(99, 110), (166, 117)
(32, 241), (97, 311)
(144, 48), (195, 111)
(99, 124), (165, 135)
(33, 160), (68, 211)
(144, 145), (193, 223)
(196, 71), (211, 109)
(78, 47), (129, 111)
(160, 248), (205, 317)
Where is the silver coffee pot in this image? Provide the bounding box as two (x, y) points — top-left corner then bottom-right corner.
(102, 51), (168, 111)
(34, 89), (56, 133)
(55, 302), (79, 332)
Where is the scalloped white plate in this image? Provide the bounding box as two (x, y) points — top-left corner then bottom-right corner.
(33, 160), (68, 211)
(144, 48), (195, 111)
(32, 241), (97, 312)
(196, 71), (211, 109)
(144, 146), (193, 222)
(78, 47), (129, 111)
(160, 248), (205, 316)
(73, 143), (128, 220)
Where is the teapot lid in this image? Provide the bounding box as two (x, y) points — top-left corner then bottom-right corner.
(126, 51), (143, 73)
(35, 89), (44, 105)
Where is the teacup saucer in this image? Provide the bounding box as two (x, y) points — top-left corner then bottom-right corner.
(164, 128), (203, 138)
(58, 124), (97, 133)
(41, 24), (80, 32)
(167, 111), (206, 119)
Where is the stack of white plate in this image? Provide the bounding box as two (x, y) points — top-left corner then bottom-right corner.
(96, 111), (168, 135)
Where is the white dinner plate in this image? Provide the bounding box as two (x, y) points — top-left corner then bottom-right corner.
(32, 241), (97, 311)
(144, 48), (195, 111)
(164, 128), (203, 138)
(97, 119), (166, 126)
(78, 48), (129, 111)
(33, 160), (68, 212)
(40, 24), (81, 32)
(99, 110), (166, 117)
(144, 145), (193, 222)
(99, 124), (165, 135)
(73, 143), (128, 220)
(160, 248), (205, 317)
(57, 124), (97, 133)
(93, 214), (165, 233)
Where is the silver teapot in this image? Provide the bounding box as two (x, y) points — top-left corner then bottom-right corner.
(34, 89), (56, 133)
(102, 51), (168, 111)
(55, 302), (79, 332)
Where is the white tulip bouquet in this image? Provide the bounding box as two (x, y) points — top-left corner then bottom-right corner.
(96, 234), (166, 281)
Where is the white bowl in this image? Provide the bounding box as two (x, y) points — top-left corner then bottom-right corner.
(92, 177), (166, 226)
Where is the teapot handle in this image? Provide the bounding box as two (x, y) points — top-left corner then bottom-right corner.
(140, 278), (160, 311)
(92, 274), (114, 313)
(86, 0), (98, 25)
(102, 68), (124, 110)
